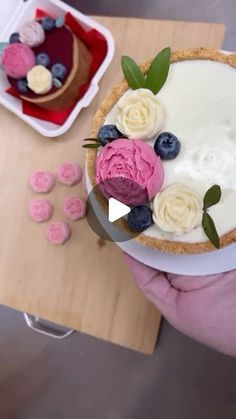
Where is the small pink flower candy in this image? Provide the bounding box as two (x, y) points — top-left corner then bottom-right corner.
(63, 197), (86, 221)
(30, 170), (55, 193)
(57, 162), (83, 186)
(46, 222), (71, 245)
(29, 199), (54, 223)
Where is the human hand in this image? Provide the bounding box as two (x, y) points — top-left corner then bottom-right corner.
(124, 253), (236, 357)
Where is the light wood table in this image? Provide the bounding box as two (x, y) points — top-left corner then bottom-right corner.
(0, 17), (224, 354)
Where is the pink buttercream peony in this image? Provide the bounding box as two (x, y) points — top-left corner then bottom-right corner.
(2, 43), (35, 79)
(96, 139), (164, 205)
(46, 222), (71, 245)
(29, 199), (54, 223)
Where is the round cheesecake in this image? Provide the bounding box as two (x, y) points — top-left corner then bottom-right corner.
(87, 48), (236, 254)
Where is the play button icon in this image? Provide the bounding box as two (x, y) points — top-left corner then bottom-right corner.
(86, 176), (148, 242)
(108, 198), (131, 222)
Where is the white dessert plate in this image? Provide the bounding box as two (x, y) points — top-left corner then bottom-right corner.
(0, 0), (115, 137)
(85, 169), (236, 276)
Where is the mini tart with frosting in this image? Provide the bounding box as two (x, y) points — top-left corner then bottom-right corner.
(21, 31), (91, 110)
(87, 48), (236, 254)
(1, 16), (92, 111)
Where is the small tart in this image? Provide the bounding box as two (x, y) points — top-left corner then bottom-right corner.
(21, 34), (92, 110)
(8, 24), (92, 111)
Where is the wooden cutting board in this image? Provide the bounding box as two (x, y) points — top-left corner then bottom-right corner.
(0, 16), (224, 354)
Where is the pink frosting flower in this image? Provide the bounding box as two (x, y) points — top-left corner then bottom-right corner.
(29, 199), (54, 223)
(63, 197), (86, 221)
(57, 162), (83, 186)
(96, 139), (164, 205)
(2, 43), (35, 79)
(46, 222), (71, 245)
(29, 170), (55, 193)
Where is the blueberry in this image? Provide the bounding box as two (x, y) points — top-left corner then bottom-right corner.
(98, 124), (123, 146)
(9, 32), (20, 43)
(17, 79), (28, 94)
(51, 63), (67, 80)
(36, 53), (51, 67)
(41, 16), (55, 31)
(154, 132), (181, 160)
(127, 206), (153, 232)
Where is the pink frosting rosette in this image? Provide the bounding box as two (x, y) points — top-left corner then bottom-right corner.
(29, 170), (55, 193)
(46, 222), (71, 245)
(57, 162), (83, 186)
(2, 43), (35, 79)
(63, 197), (86, 221)
(29, 199), (54, 223)
(96, 139), (164, 205)
(19, 21), (45, 48)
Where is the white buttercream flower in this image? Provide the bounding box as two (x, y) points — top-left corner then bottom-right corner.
(116, 88), (165, 140)
(153, 183), (202, 235)
(27, 65), (53, 94)
(19, 21), (45, 47)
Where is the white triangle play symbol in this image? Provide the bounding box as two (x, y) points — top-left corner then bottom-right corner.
(108, 198), (131, 223)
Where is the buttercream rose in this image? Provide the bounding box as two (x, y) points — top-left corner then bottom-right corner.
(153, 183), (202, 235)
(19, 21), (45, 47)
(116, 88), (165, 140)
(96, 138), (164, 205)
(63, 197), (86, 221)
(29, 170), (55, 193)
(57, 162), (83, 186)
(29, 199), (54, 223)
(27, 65), (53, 94)
(2, 43), (35, 79)
(46, 222), (71, 245)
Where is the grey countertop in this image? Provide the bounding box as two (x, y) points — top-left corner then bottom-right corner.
(0, 305), (236, 419)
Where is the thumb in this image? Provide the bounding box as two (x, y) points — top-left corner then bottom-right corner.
(123, 253), (178, 316)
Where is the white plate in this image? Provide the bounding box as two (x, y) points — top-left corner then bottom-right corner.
(85, 170), (236, 276)
(0, 0), (115, 137)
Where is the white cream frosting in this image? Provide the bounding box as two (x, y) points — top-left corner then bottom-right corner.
(27, 65), (53, 94)
(153, 183), (202, 234)
(105, 60), (236, 243)
(116, 88), (165, 140)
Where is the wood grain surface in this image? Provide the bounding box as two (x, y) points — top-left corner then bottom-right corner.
(0, 16), (224, 353)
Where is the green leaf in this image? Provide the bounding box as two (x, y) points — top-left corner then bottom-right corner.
(145, 47), (171, 94)
(53, 78), (63, 88)
(82, 144), (100, 149)
(202, 211), (220, 249)
(55, 15), (65, 28)
(121, 56), (146, 90)
(0, 42), (8, 55)
(203, 184), (221, 210)
(83, 138), (100, 143)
